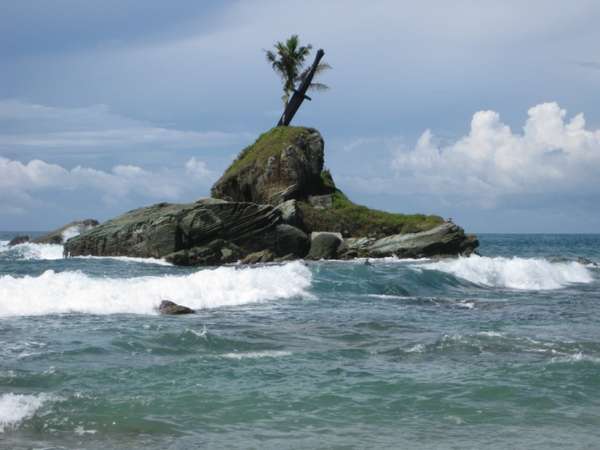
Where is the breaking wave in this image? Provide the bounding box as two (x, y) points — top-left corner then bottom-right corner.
(0, 241), (64, 260)
(0, 240), (170, 265)
(0, 261), (312, 317)
(418, 255), (593, 290)
(0, 393), (57, 432)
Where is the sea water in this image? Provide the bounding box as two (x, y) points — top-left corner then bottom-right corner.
(0, 233), (599, 449)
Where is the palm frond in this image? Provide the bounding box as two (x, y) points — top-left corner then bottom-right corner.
(266, 35), (330, 107)
(296, 61), (331, 84)
(307, 82), (329, 91)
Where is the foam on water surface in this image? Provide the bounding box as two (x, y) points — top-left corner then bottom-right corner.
(0, 393), (56, 432)
(417, 254), (593, 290)
(0, 261), (312, 316)
(0, 242), (64, 260)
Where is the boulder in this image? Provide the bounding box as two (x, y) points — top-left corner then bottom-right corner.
(211, 127), (329, 205)
(8, 235), (30, 246)
(260, 224), (310, 258)
(307, 232), (342, 260)
(158, 300), (194, 315)
(34, 219), (99, 245)
(340, 222), (478, 259)
(64, 200), (284, 264)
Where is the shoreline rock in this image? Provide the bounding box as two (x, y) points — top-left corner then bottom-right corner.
(34, 219), (99, 245)
(8, 235), (30, 246)
(64, 126), (478, 266)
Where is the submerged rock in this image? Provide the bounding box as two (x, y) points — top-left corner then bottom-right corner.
(8, 235), (30, 246)
(158, 300), (194, 315)
(35, 219), (99, 245)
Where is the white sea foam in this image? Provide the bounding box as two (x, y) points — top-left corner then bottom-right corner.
(0, 261), (312, 317)
(1, 242), (64, 260)
(1, 240), (173, 265)
(418, 255), (593, 290)
(0, 393), (55, 432)
(61, 225), (82, 242)
(73, 255), (172, 266)
(222, 351), (292, 359)
(550, 351), (600, 364)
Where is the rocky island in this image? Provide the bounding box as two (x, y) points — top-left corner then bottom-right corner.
(64, 127), (478, 265)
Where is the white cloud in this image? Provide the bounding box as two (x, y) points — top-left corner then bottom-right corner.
(392, 102), (600, 206)
(0, 156), (215, 215)
(185, 157), (211, 178)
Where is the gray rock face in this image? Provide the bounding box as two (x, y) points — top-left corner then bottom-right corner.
(34, 219), (99, 245)
(341, 223), (478, 259)
(158, 300), (194, 315)
(240, 249), (276, 264)
(275, 199), (304, 228)
(211, 128), (325, 205)
(308, 194), (333, 209)
(62, 128), (478, 265)
(164, 239), (242, 266)
(307, 232), (342, 260)
(64, 200), (310, 265)
(261, 224), (310, 258)
(8, 235), (30, 246)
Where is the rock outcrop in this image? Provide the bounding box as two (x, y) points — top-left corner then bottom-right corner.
(340, 223), (478, 259)
(211, 127), (330, 205)
(65, 126), (478, 265)
(64, 199), (309, 264)
(8, 235), (30, 246)
(307, 232), (343, 260)
(34, 219), (99, 245)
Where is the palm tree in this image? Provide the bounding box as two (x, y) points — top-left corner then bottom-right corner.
(265, 35), (330, 108)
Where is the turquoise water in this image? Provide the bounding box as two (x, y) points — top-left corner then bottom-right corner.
(0, 233), (599, 449)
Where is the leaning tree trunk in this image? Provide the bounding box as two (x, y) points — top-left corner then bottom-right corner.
(277, 49), (325, 126)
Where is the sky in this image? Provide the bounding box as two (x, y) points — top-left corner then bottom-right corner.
(1, 0), (600, 232)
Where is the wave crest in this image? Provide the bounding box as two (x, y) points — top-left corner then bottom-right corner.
(0, 241), (64, 260)
(418, 255), (593, 290)
(0, 261), (312, 317)
(0, 393), (56, 432)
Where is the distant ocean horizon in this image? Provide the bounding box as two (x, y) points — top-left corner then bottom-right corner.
(1, 231), (599, 449)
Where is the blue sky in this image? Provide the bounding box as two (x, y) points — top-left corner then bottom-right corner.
(1, 0), (600, 232)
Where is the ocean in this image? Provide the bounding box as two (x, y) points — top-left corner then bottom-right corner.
(0, 232), (599, 449)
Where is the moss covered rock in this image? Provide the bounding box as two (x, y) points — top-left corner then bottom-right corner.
(211, 127), (330, 205)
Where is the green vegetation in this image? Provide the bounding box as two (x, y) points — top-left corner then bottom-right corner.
(223, 126), (310, 178)
(219, 127), (444, 238)
(320, 169), (337, 192)
(265, 34), (330, 107)
(299, 185), (444, 238)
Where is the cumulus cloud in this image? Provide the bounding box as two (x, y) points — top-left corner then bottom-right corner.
(0, 156), (215, 214)
(392, 102), (600, 206)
